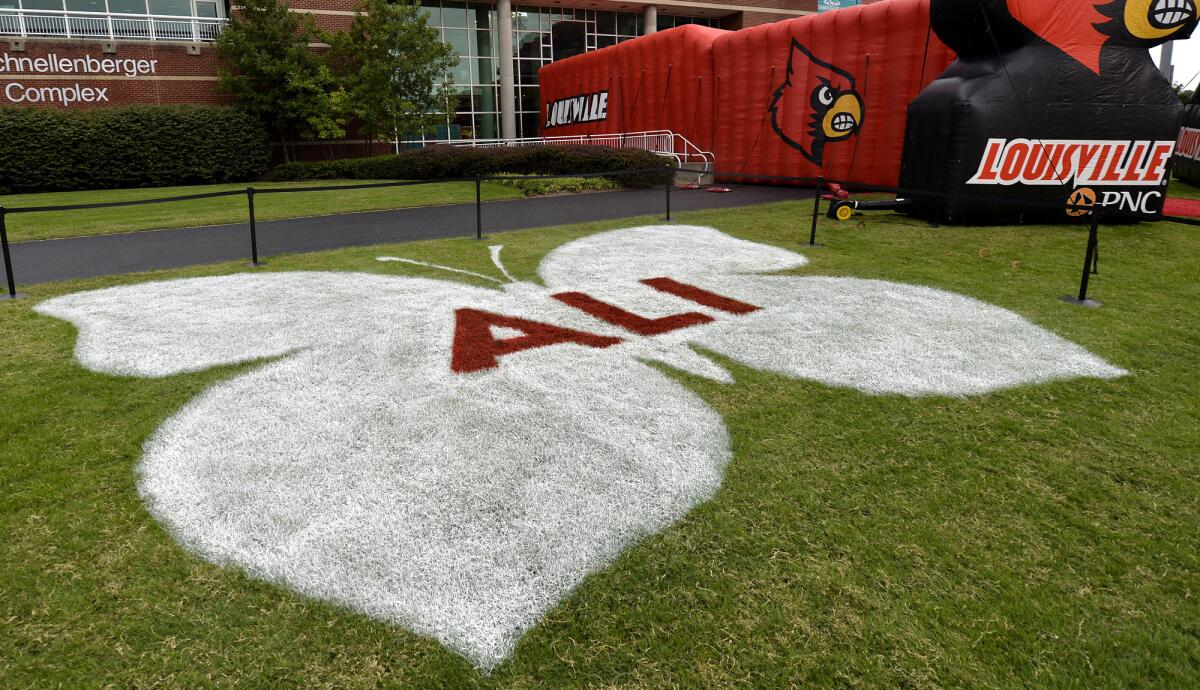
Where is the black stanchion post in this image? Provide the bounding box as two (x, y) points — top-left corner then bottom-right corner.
(475, 175), (483, 240)
(809, 176), (823, 247)
(665, 171), (673, 222)
(1061, 211), (1102, 307)
(246, 187), (261, 267)
(0, 206), (19, 300)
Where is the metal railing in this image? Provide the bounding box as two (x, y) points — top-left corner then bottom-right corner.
(396, 130), (717, 171)
(0, 8), (225, 42)
(0, 165), (1185, 308)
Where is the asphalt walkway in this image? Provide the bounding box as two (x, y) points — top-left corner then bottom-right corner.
(8, 185), (805, 285)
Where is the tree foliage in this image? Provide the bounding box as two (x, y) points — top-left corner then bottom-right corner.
(332, 0), (458, 152)
(215, 0), (344, 161)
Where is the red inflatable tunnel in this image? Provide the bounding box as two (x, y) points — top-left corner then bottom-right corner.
(537, 0), (955, 187)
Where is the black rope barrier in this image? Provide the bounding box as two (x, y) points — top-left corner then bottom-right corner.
(0, 162), (1194, 307)
(4, 188), (243, 214)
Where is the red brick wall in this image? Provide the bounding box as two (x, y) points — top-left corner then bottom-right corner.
(0, 39), (227, 108)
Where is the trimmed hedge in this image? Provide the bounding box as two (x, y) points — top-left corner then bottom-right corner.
(0, 105), (270, 194)
(267, 145), (673, 188)
(493, 173), (622, 196)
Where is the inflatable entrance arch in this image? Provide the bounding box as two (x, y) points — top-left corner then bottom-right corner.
(539, 0), (1197, 223)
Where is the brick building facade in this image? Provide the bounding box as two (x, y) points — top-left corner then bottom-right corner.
(0, 0), (840, 142)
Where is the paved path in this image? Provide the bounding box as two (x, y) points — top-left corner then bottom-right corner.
(7, 185), (805, 285)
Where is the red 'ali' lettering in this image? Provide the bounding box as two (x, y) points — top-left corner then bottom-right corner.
(451, 279), (761, 373)
(641, 277), (761, 314)
(551, 291), (713, 335)
(968, 138), (1175, 187)
(450, 309), (622, 373)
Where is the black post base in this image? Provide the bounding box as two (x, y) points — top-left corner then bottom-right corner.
(1060, 295), (1102, 308)
(244, 262), (266, 268)
(804, 242), (825, 249)
(2, 292), (25, 301)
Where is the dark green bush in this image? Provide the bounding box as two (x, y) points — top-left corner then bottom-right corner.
(267, 145), (673, 188)
(0, 105), (270, 193)
(493, 173), (621, 196)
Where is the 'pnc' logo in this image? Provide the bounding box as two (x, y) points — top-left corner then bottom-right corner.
(1065, 186), (1164, 216)
(1065, 187), (1097, 217)
(543, 91), (608, 129)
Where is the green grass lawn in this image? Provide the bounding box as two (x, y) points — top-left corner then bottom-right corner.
(0, 179), (525, 243)
(2, 202), (1198, 688)
(1169, 177), (1200, 200)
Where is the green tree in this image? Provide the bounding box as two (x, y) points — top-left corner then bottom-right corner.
(1171, 81), (1195, 105)
(332, 0), (458, 154)
(215, 0), (344, 162)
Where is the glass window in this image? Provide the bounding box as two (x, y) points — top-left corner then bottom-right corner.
(443, 28), (470, 57)
(65, 0), (104, 11)
(475, 56), (495, 84)
(21, 0), (65, 10)
(0, 0), (16, 9)
(475, 112), (498, 139)
(194, 0), (217, 17)
(107, 0), (145, 12)
(440, 1), (468, 27)
(477, 84), (497, 111)
(520, 112), (539, 138)
(516, 59), (539, 83)
(148, 0), (189, 15)
(468, 4), (491, 29)
(597, 35), (615, 49)
(475, 28), (494, 57)
(551, 20), (585, 61)
(514, 9), (540, 31)
(595, 10), (615, 34)
(449, 59), (471, 85)
(421, 6), (441, 27)
(519, 86), (539, 112)
(616, 12), (637, 36)
(513, 30), (540, 58)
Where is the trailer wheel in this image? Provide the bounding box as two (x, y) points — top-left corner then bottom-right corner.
(830, 201), (855, 221)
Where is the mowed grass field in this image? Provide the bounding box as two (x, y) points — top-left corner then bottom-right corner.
(2, 200), (1199, 688)
(0, 179), (525, 243)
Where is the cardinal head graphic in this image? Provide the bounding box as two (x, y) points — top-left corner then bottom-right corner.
(769, 39), (864, 166)
(1004, 0), (1198, 74)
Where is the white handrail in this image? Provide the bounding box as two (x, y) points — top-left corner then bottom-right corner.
(394, 129), (716, 170)
(0, 8), (225, 42)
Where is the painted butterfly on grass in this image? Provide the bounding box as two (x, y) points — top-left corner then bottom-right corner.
(36, 225), (1124, 669)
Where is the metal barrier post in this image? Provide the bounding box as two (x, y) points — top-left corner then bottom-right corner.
(1061, 211), (1102, 307)
(475, 175), (483, 240)
(246, 187), (261, 267)
(665, 174), (673, 222)
(809, 176), (823, 247)
(0, 207), (19, 299)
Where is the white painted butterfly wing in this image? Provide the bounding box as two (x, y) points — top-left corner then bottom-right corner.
(35, 270), (730, 670)
(538, 225), (1127, 395)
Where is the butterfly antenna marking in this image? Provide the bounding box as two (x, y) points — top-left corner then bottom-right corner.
(375, 256), (504, 284)
(489, 245), (518, 283)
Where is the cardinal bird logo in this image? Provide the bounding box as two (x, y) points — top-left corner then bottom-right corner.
(1005, 0), (1198, 74)
(769, 39), (864, 165)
